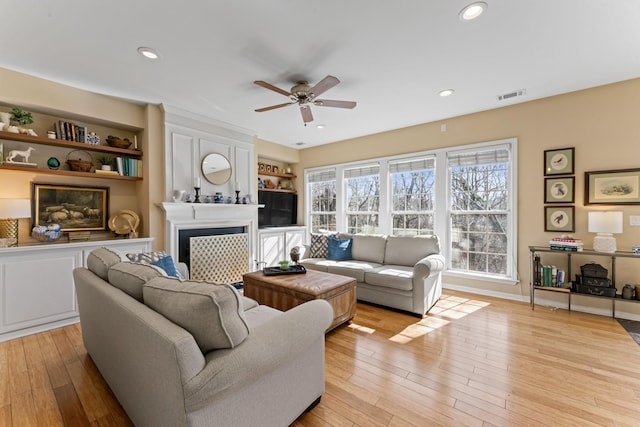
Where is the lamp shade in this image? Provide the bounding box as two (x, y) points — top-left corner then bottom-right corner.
(588, 211), (623, 234)
(0, 198), (31, 219)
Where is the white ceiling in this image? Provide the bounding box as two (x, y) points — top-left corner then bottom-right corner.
(1, 1), (639, 148)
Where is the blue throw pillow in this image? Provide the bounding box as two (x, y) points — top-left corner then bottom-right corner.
(327, 237), (353, 261)
(151, 255), (182, 279)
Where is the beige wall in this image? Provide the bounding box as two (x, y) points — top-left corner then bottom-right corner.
(297, 78), (640, 300)
(0, 68), (164, 248)
(4, 66), (640, 306)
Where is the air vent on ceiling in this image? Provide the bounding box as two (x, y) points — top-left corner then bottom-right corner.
(497, 89), (526, 101)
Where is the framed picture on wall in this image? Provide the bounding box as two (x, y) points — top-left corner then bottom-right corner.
(544, 177), (575, 203)
(32, 183), (109, 231)
(585, 168), (640, 205)
(544, 205), (575, 232)
(544, 147), (574, 176)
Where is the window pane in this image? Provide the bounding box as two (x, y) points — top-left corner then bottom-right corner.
(390, 168), (434, 236)
(449, 145), (510, 278)
(346, 172), (380, 235)
(309, 177), (337, 233)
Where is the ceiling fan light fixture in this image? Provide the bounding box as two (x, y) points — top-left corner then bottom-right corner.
(439, 89), (455, 97)
(137, 47), (159, 60)
(459, 2), (488, 21)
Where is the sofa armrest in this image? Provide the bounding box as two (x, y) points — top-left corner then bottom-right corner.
(413, 253), (446, 279)
(176, 262), (189, 280)
(183, 299), (333, 407)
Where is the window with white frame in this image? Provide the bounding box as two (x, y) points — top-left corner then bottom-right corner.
(307, 169), (337, 232)
(447, 146), (511, 277)
(304, 138), (517, 283)
(389, 157), (435, 236)
(345, 164), (380, 234)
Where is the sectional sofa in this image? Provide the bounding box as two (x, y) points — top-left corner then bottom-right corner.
(73, 247), (333, 427)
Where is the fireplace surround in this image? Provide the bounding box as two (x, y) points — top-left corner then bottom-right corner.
(160, 203), (259, 279)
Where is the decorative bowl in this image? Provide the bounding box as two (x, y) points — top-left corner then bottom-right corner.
(106, 138), (132, 149)
(32, 225), (63, 242)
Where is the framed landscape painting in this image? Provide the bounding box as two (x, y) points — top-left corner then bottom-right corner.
(32, 183), (109, 231)
(585, 168), (640, 205)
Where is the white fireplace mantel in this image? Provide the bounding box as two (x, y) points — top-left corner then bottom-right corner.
(159, 202), (259, 270)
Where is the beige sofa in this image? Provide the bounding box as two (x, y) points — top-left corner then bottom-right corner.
(300, 234), (445, 316)
(73, 247), (333, 427)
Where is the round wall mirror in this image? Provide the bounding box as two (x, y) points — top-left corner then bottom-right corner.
(201, 153), (232, 185)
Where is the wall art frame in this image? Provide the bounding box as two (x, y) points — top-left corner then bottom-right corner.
(544, 147), (574, 176)
(544, 205), (575, 232)
(585, 168), (640, 205)
(32, 183), (109, 231)
(544, 176), (575, 203)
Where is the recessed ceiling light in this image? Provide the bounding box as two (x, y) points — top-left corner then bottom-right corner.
(459, 2), (488, 21)
(295, 142), (306, 146)
(137, 47), (159, 59)
(316, 124), (326, 129)
(439, 89), (455, 97)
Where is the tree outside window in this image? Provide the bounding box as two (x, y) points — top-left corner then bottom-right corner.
(448, 149), (510, 276)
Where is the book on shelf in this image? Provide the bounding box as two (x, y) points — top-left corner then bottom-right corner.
(95, 169), (119, 176)
(549, 244), (583, 252)
(539, 264), (566, 287)
(114, 157), (141, 177)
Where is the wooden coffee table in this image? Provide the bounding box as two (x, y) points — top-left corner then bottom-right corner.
(243, 269), (356, 331)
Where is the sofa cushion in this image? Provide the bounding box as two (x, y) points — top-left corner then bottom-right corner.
(309, 233), (331, 258)
(384, 235), (440, 266)
(365, 265), (414, 291)
(351, 234), (387, 264)
(126, 251), (184, 279)
(327, 260), (381, 282)
(327, 236), (353, 261)
(87, 247), (125, 280)
(107, 262), (167, 302)
(143, 278), (249, 353)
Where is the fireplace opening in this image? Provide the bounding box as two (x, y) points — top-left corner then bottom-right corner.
(178, 226), (244, 269)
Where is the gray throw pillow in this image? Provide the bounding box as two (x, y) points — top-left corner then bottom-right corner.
(107, 262), (166, 302)
(87, 247), (125, 280)
(143, 278), (250, 353)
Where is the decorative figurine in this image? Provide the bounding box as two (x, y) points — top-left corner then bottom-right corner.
(6, 146), (35, 163)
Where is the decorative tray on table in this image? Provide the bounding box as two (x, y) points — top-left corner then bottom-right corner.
(263, 265), (307, 276)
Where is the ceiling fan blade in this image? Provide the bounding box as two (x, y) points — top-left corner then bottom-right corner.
(300, 106), (314, 123)
(254, 80), (291, 97)
(314, 99), (357, 109)
(255, 102), (294, 112)
(308, 75), (340, 98)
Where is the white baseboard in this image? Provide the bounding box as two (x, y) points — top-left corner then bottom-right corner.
(442, 282), (640, 321)
(0, 316), (80, 343)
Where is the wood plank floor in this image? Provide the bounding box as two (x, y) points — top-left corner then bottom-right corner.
(3, 290), (640, 426)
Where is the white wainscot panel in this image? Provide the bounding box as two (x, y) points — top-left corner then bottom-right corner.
(1, 251), (80, 334)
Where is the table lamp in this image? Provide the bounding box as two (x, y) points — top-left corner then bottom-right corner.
(0, 198), (31, 246)
(588, 211), (623, 253)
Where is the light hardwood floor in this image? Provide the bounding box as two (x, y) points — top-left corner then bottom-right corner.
(3, 290), (640, 426)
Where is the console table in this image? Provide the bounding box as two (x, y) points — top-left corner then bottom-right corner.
(529, 246), (640, 317)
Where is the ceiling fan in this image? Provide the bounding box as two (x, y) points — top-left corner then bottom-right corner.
(254, 75), (356, 124)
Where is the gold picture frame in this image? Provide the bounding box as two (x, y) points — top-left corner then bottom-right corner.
(32, 183), (109, 231)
